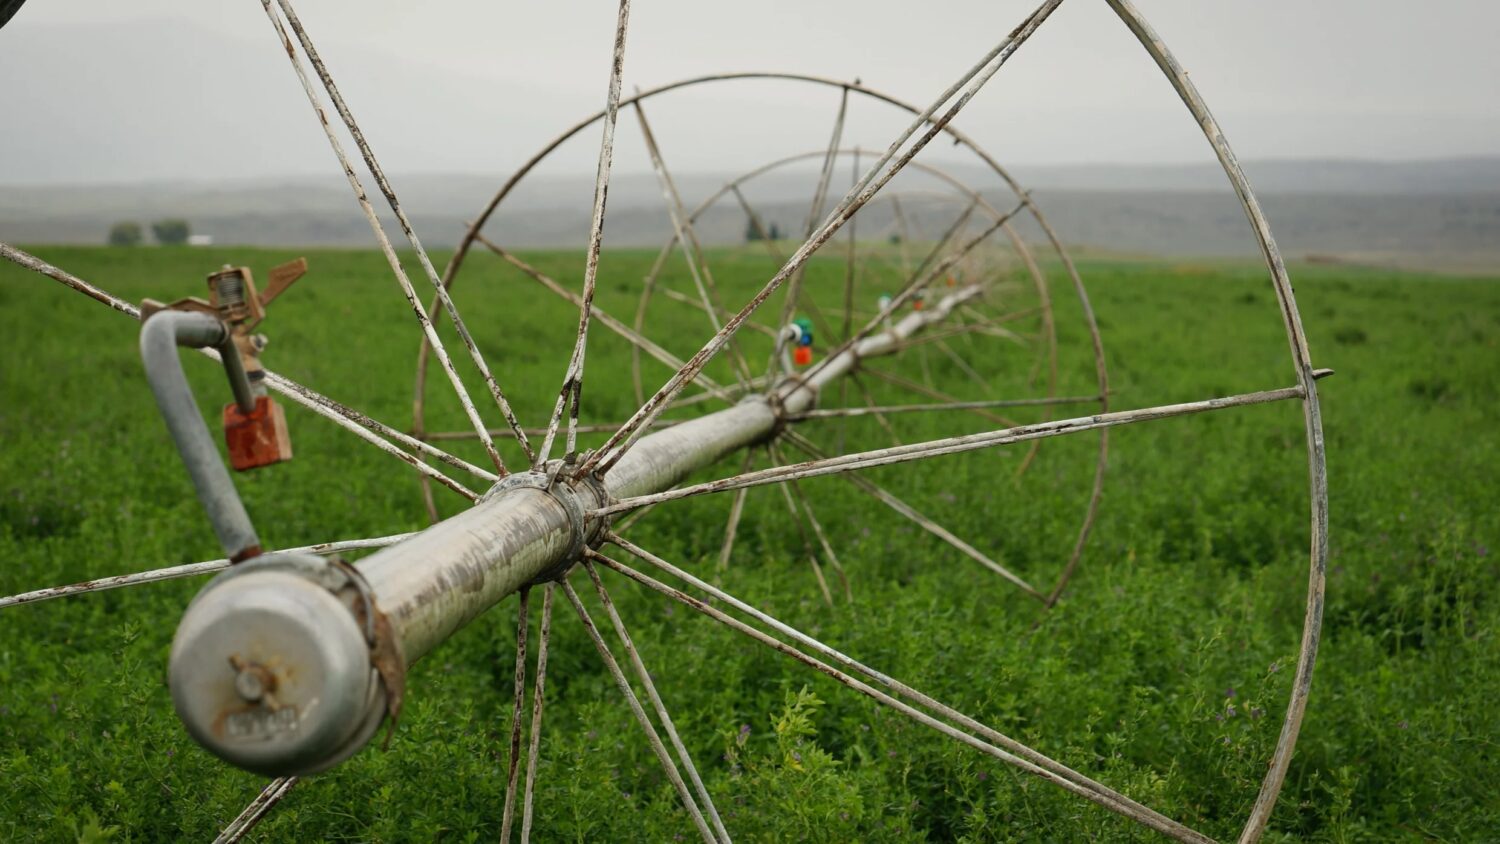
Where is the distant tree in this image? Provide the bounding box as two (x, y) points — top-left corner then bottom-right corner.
(744, 217), (763, 243)
(107, 221), (143, 247)
(152, 218), (191, 246)
(887, 233), (901, 246)
(768, 222), (783, 241)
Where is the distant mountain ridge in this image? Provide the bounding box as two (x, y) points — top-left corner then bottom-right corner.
(1005, 156), (1500, 195)
(3, 158), (1498, 273)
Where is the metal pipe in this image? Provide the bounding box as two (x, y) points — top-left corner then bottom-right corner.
(783, 285), (981, 414)
(141, 311), (260, 560)
(169, 283), (980, 774)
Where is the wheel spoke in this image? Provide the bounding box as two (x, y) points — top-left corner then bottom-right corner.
(261, 0), (528, 472)
(520, 583), (555, 844)
(792, 393), (1100, 419)
(580, 0), (1065, 478)
(261, 369), (497, 486)
(890, 194), (915, 274)
(560, 578), (717, 844)
(962, 303), (1041, 329)
(632, 96), (755, 390)
(613, 501), (659, 535)
(425, 423), (664, 442)
(0, 533), (415, 610)
(797, 203), (1021, 392)
(479, 240), (738, 405)
(848, 371), (903, 447)
(0, 242), (138, 319)
(770, 454), (835, 606)
(260, 367), (483, 500)
(534, 0), (634, 469)
(717, 450), (755, 572)
(631, 235), (680, 406)
(886, 320), (1028, 353)
(802, 88), (851, 240)
(596, 380), (1322, 517)
(771, 443), (851, 602)
(859, 366), (1019, 428)
(1, 243), (496, 493)
(657, 287), (779, 339)
(837, 147), (862, 452)
(935, 338), (992, 392)
(659, 376), (777, 412)
(780, 430), (1040, 598)
(500, 587), (531, 843)
(596, 537), (1213, 844)
(910, 198), (981, 290)
(767, 85), (852, 374)
(214, 777), (297, 844)
(582, 562), (731, 842)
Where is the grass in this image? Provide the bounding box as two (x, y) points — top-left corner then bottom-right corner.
(0, 244), (1496, 842)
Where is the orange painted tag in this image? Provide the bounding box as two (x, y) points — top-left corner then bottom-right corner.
(223, 396), (293, 471)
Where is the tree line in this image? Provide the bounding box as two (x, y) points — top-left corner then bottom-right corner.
(108, 219), (193, 246)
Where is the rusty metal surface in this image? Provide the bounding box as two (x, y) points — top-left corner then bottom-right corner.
(223, 395), (294, 471)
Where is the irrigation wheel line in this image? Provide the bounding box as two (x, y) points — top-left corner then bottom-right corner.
(413, 81), (1107, 607)
(0, 0), (1329, 842)
(420, 135), (1104, 605)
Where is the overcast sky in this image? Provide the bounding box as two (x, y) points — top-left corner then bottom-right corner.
(1, 1), (1495, 186)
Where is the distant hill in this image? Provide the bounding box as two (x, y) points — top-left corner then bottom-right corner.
(1007, 157), (1500, 195)
(3, 158), (1498, 273)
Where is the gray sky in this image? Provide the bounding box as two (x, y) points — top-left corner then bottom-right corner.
(1, 1), (1495, 186)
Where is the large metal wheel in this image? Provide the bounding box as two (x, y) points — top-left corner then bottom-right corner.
(0, 1), (1326, 841)
(415, 90), (1110, 605)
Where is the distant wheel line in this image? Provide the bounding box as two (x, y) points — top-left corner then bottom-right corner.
(412, 75), (1109, 609)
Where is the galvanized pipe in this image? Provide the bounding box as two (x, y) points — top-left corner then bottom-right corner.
(333, 283), (985, 663)
(141, 311), (260, 560)
(169, 284), (981, 774)
(783, 285), (982, 414)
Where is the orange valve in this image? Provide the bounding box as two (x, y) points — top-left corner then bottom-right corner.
(224, 395), (294, 471)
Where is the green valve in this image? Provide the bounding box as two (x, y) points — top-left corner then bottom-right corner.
(792, 317), (814, 347)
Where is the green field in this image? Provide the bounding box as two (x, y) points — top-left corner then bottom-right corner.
(1, 245), (1496, 842)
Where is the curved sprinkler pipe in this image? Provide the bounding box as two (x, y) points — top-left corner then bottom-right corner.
(140, 310), (261, 561)
(143, 311), (396, 776)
